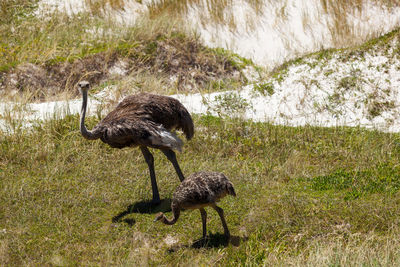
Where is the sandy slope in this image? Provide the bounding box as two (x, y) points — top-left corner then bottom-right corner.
(37, 0), (400, 68)
(2, 0), (400, 133)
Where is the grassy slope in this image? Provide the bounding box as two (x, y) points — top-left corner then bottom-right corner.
(0, 2), (251, 101)
(1, 115), (400, 265)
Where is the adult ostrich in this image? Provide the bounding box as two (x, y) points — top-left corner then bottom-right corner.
(78, 81), (194, 204)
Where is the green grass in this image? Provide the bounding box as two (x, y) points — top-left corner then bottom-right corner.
(303, 163), (400, 200)
(254, 82), (275, 96)
(2, 115), (400, 265)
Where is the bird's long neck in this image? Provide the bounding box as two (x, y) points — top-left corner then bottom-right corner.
(161, 207), (181, 225)
(80, 89), (100, 140)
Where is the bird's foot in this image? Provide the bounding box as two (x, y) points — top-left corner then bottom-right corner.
(224, 232), (231, 240)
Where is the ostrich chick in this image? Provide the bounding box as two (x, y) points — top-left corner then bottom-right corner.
(154, 171), (236, 239)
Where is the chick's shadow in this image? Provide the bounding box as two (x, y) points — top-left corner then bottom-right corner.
(168, 233), (247, 252)
(112, 199), (172, 225)
(191, 233), (246, 248)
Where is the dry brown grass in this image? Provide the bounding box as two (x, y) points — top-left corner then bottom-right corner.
(88, 0), (399, 42)
(148, 0), (263, 31)
(254, 230), (400, 266)
(149, 0), (400, 54)
(321, 0), (368, 47)
(85, 0), (125, 14)
(0, 238), (10, 266)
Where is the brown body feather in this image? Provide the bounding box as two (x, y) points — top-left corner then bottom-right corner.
(173, 171), (236, 209)
(91, 92), (194, 149)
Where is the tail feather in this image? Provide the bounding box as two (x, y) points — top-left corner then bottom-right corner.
(149, 125), (183, 152)
(226, 182), (236, 197)
(178, 107), (194, 140)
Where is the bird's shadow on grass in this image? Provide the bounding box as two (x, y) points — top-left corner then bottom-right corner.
(168, 233), (247, 252)
(112, 199), (172, 225)
(191, 233), (246, 248)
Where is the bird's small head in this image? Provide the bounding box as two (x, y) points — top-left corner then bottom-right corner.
(153, 212), (164, 222)
(77, 80), (90, 93)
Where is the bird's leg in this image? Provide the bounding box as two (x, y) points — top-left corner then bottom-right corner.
(212, 204), (230, 238)
(200, 208), (207, 239)
(140, 146), (160, 204)
(162, 149), (185, 182)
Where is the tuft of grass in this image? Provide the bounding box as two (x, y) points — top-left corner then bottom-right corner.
(338, 75), (360, 91)
(254, 82), (275, 96)
(202, 92), (252, 118)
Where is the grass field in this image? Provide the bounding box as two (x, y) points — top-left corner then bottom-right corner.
(1, 115), (400, 265)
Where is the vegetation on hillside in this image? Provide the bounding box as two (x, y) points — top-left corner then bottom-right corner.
(270, 27), (400, 78)
(0, 1), (252, 101)
(253, 27), (400, 127)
